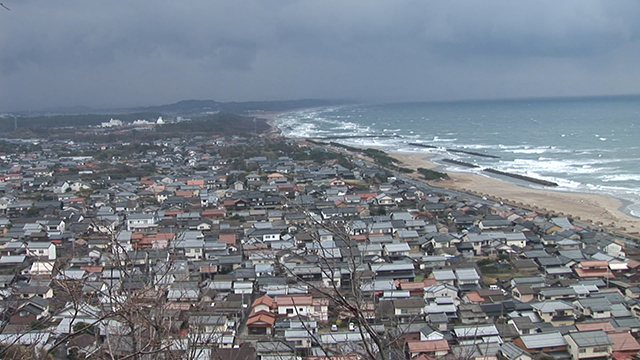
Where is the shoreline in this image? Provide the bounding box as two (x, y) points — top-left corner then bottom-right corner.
(389, 151), (640, 237)
(267, 111), (640, 239)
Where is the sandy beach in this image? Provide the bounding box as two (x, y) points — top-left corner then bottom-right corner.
(390, 152), (640, 238)
(269, 110), (640, 239)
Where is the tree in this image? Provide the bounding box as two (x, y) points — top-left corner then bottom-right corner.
(0, 229), (235, 360)
(274, 209), (419, 360)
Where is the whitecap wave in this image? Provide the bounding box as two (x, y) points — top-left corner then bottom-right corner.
(432, 136), (457, 142)
(275, 100), (640, 213)
(600, 174), (640, 182)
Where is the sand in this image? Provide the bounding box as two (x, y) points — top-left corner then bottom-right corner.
(389, 152), (640, 237)
(265, 111), (640, 238)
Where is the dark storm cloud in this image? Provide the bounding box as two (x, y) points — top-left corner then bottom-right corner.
(1, 0), (640, 111)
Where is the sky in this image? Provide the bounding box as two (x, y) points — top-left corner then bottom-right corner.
(1, 1), (640, 111)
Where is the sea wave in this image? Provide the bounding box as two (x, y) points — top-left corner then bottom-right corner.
(496, 158), (612, 175)
(600, 174), (640, 182)
(275, 101), (640, 214)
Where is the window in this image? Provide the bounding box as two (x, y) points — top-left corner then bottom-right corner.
(593, 347), (608, 353)
(286, 308), (293, 315)
(579, 349), (586, 353)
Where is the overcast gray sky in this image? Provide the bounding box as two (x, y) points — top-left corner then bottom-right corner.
(1, 1), (640, 111)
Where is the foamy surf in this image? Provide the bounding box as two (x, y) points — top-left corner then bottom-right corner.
(274, 97), (640, 216)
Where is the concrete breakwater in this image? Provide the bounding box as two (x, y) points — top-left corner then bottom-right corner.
(441, 158), (480, 168)
(408, 143), (438, 149)
(447, 149), (500, 159)
(483, 168), (559, 187)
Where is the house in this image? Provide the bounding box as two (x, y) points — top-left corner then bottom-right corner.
(173, 235), (204, 260)
(458, 303), (489, 325)
(26, 242), (56, 260)
(384, 242), (411, 257)
(511, 259), (539, 273)
(407, 339), (450, 358)
(189, 314), (228, 334)
(26, 261), (55, 277)
(392, 298), (425, 323)
(500, 342), (534, 360)
(531, 301), (575, 326)
(247, 227), (282, 242)
(608, 331), (640, 356)
(429, 234), (460, 250)
(274, 295), (329, 322)
(508, 317), (538, 336)
(574, 260), (614, 280)
(424, 284), (459, 302)
(53, 181), (70, 194)
(512, 285), (536, 303)
(371, 262), (415, 282)
(14, 282), (54, 299)
(54, 303), (101, 334)
(514, 332), (568, 356)
(375, 193), (395, 206)
(284, 329), (314, 350)
(453, 324), (501, 344)
(246, 311), (277, 335)
(43, 219), (65, 234)
(431, 269), (456, 285)
(537, 287), (578, 301)
(564, 330), (613, 360)
(8, 297), (50, 326)
(454, 268), (481, 290)
(126, 213), (158, 232)
(573, 297), (613, 319)
(255, 340), (295, 360)
(0, 274), (15, 288)
(478, 216), (512, 230)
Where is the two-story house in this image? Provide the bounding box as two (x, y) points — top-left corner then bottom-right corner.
(564, 330), (613, 360)
(531, 301), (575, 326)
(126, 213), (158, 232)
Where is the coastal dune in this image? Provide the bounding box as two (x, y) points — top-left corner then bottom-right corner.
(390, 152), (640, 237)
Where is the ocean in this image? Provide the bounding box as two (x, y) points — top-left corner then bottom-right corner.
(274, 96), (640, 217)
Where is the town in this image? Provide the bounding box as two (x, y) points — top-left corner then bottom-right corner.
(0, 115), (639, 360)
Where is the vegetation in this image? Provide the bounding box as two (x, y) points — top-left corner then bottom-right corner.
(156, 113), (271, 136)
(72, 322), (96, 336)
(328, 142), (414, 172)
(477, 258), (512, 274)
(417, 167), (449, 180)
(0, 140), (42, 154)
(219, 141), (355, 169)
(80, 164), (156, 181)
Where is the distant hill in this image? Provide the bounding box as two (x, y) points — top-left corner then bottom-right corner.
(9, 98), (349, 117)
(129, 99), (349, 115)
(0, 112), (164, 132)
(0, 98), (349, 134)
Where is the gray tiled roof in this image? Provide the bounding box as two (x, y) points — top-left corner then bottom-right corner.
(520, 331), (566, 348)
(567, 330), (613, 347)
